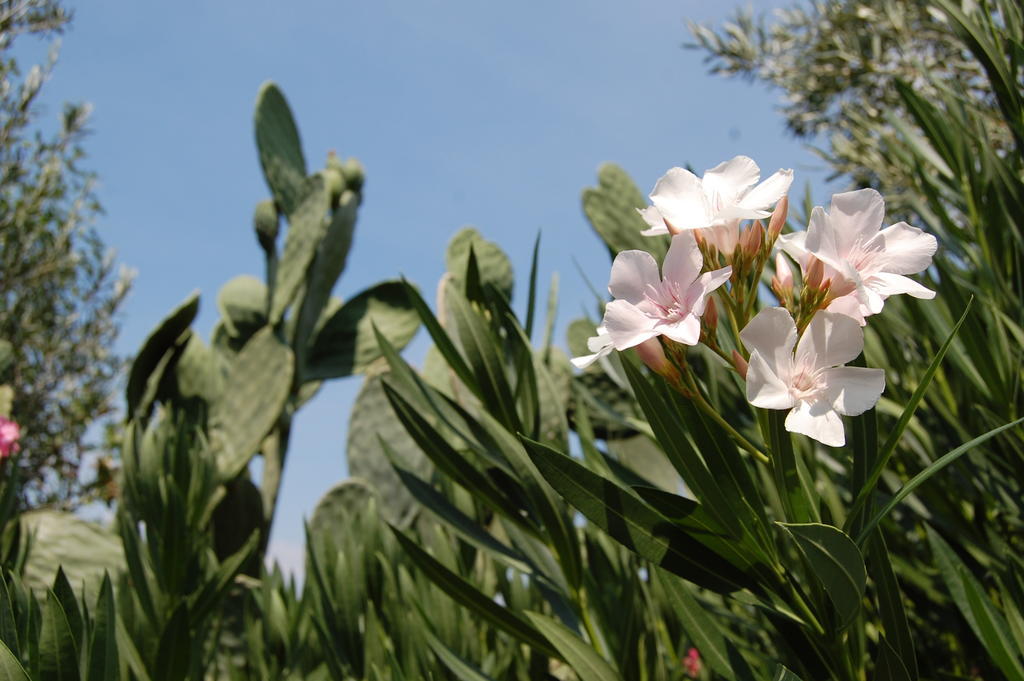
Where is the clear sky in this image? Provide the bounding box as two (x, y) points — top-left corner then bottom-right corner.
(24, 0), (837, 574)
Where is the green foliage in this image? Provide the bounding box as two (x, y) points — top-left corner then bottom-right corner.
(0, 0), (133, 507)
(582, 163), (667, 261)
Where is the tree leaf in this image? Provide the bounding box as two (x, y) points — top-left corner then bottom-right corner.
(778, 523), (866, 629)
(524, 612), (623, 681)
(39, 591), (80, 681)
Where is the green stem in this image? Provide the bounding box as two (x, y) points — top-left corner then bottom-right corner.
(683, 370), (769, 464)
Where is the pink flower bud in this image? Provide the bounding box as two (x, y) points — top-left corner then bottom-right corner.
(804, 255), (825, 291)
(740, 221), (764, 257)
(704, 296), (718, 332)
(731, 350), (748, 379)
(635, 337), (673, 377)
(768, 194), (789, 240)
(775, 253), (794, 290)
(0, 417), (21, 459)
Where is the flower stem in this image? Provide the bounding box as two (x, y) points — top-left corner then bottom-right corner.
(682, 369), (770, 464)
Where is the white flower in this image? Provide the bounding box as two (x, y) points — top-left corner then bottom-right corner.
(602, 232), (731, 349)
(778, 189), (937, 324)
(741, 307), (885, 447)
(570, 325), (614, 369)
(639, 156), (793, 245)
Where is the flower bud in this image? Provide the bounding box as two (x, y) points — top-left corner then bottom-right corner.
(741, 221), (764, 257)
(804, 255), (825, 291)
(774, 253), (793, 290)
(768, 194), (789, 240)
(636, 337), (679, 381)
(703, 296), (718, 332)
(731, 350), (748, 378)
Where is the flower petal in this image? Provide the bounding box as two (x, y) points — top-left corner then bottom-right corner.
(825, 293), (868, 326)
(822, 366), (885, 416)
(608, 250), (661, 303)
(737, 168), (794, 212)
(803, 205), (844, 268)
(873, 221), (938, 275)
(650, 167), (713, 230)
(603, 300), (658, 350)
(785, 399), (846, 447)
(828, 189), (886, 254)
(658, 314), (701, 346)
(701, 156), (760, 207)
(795, 311), (863, 371)
(685, 266), (732, 316)
(661, 232), (703, 288)
(746, 350), (796, 410)
(777, 230), (809, 263)
(868, 272), (936, 300)
(638, 206), (670, 236)
(740, 307), (797, 381)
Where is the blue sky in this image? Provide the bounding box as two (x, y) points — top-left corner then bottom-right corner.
(25, 0), (837, 573)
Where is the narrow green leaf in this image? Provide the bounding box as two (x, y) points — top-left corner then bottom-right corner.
(0, 578), (18, 659)
(522, 436), (757, 593)
(767, 411), (816, 524)
(866, 532), (917, 679)
(39, 591), (80, 681)
(845, 299), (973, 534)
(0, 640), (29, 681)
(114, 618), (152, 681)
(771, 665), (805, 681)
(654, 568), (758, 681)
(51, 569), (81, 652)
(154, 604), (190, 681)
(525, 612), (623, 681)
(389, 528), (559, 659)
(875, 638), (913, 681)
(962, 570), (1024, 681)
(423, 628), (500, 681)
(86, 575), (118, 681)
(778, 523), (866, 628)
(397, 280), (478, 394)
(856, 416), (1024, 544)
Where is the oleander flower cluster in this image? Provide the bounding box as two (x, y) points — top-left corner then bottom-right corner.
(574, 155), (938, 447)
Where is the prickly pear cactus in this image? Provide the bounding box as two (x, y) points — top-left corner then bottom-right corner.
(445, 227), (514, 299)
(309, 478), (376, 539)
(582, 163), (667, 260)
(305, 281), (420, 381)
(254, 81), (307, 217)
(217, 275), (268, 341)
(345, 371), (430, 527)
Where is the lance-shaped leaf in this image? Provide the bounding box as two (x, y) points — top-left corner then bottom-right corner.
(0, 640), (29, 681)
(126, 292), (199, 418)
(211, 327), (294, 480)
(390, 527), (559, 659)
(305, 281), (419, 380)
(778, 523), (867, 629)
(525, 612), (623, 681)
(522, 436), (757, 593)
(270, 175), (328, 323)
(40, 591), (80, 681)
(254, 81), (306, 216)
(654, 568), (759, 681)
(86, 575), (118, 681)
(446, 227), (514, 299)
(583, 163), (667, 260)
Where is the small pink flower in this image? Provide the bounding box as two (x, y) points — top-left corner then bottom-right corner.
(602, 232), (731, 350)
(0, 418), (20, 459)
(683, 647), (701, 679)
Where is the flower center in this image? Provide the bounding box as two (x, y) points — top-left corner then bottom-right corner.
(642, 282), (688, 323)
(789, 368), (823, 401)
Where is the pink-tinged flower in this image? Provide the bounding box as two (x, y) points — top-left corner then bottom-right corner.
(683, 647), (701, 679)
(638, 156), (793, 249)
(0, 417), (20, 459)
(570, 325), (613, 369)
(778, 189), (937, 324)
(602, 233), (731, 349)
(741, 308), (885, 447)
